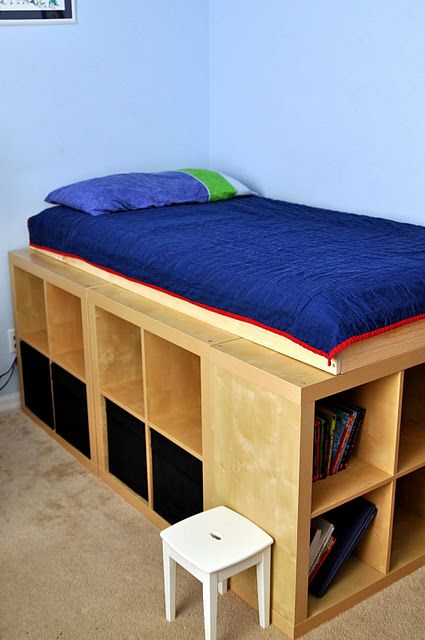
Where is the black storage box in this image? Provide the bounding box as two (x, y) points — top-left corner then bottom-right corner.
(106, 399), (148, 500)
(20, 340), (54, 429)
(151, 429), (203, 524)
(51, 363), (90, 458)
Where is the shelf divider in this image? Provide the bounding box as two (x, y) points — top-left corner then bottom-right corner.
(311, 457), (392, 518)
(102, 379), (145, 421)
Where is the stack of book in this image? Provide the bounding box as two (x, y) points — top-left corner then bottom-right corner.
(312, 400), (365, 482)
(309, 498), (378, 597)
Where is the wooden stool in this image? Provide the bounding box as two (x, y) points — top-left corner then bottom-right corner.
(160, 506), (274, 640)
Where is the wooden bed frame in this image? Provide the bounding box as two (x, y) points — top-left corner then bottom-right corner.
(32, 245), (425, 376)
(9, 247), (425, 639)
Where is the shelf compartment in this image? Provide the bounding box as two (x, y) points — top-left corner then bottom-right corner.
(391, 468), (425, 571)
(150, 406), (202, 460)
(308, 555), (384, 620)
(309, 482), (393, 619)
(95, 308), (144, 413)
(103, 379), (145, 420)
(14, 267), (49, 355)
(105, 399), (148, 500)
(145, 331), (202, 456)
(20, 340), (54, 429)
(397, 418), (425, 477)
(398, 364), (425, 475)
(311, 457), (391, 518)
(151, 429), (203, 524)
(337, 372), (402, 474)
(53, 349), (85, 382)
(51, 363), (91, 459)
(45, 284), (85, 380)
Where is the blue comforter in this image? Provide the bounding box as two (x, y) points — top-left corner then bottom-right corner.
(28, 196), (425, 362)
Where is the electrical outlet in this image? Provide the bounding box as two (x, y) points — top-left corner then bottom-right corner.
(7, 329), (16, 354)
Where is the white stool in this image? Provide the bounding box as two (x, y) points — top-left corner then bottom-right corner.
(160, 506), (273, 640)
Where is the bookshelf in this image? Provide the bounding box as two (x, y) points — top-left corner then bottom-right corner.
(9, 248), (425, 640)
(10, 252), (103, 470)
(208, 339), (425, 638)
(86, 282), (232, 527)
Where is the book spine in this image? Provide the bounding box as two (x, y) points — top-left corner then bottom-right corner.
(309, 527), (335, 574)
(331, 414), (355, 474)
(340, 409), (366, 470)
(319, 419), (324, 480)
(326, 417), (336, 476)
(322, 420), (330, 480)
(309, 537), (337, 585)
(314, 418), (320, 481)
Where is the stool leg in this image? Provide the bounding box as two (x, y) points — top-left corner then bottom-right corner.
(256, 547), (271, 628)
(202, 573), (218, 640)
(162, 542), (176, 622)
(218, 579), (228, 595)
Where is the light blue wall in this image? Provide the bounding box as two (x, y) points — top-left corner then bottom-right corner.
(0, 1), (209, 395)
(210, 1), (425, 223)
(3, 2), (425, 396)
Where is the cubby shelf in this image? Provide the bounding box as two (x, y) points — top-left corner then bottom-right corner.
(391, 508), (425, 572)
(311, 458), (391, 518)
(150, 405), (202, 460)
(21, 329), (49, 356)
(308, 555), (384, 619)
(53, 349), (86, 382)
(390, 468), (425, 572)
(102, 380), (145, 420)
(397, 417), (425, 476)
(145, 331), (202, 459)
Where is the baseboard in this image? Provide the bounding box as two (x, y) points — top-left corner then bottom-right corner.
(0, 392), (21, 414)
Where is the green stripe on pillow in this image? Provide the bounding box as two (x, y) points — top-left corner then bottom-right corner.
(179, 169), (237, 202)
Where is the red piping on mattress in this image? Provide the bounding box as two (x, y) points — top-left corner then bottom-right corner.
(29, 243), (425, 367)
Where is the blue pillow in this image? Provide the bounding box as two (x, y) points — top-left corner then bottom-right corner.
(45, 169), (253, 216)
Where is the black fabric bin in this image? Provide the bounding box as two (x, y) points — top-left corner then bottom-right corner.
(51, 363), (90, 458)
(151, 429), (203, 524)
(106, 399), (148, 500)
(20, 340), (54, 429)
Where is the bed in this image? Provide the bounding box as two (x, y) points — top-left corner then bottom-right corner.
(28, 195), (425, 374)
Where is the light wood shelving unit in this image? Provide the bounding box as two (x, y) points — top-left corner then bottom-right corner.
(10, 249), (105, 469)
(9, 248), (425, 639)
(208, 339), (425, 638)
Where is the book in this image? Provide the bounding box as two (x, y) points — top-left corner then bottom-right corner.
(316, 407), (337, 476)
(309, 536), (336, 585)
(309, 527), (322, 571)
(331, 411), (356, 474)
(318, 417), (327, 480)
(313, 417), (323, 481)
(313, 402), (366, 481)
(330, 406), (352, 472)
(309, 497), (378, 597)
(309, 517), (335, 573)
(339, 406), (366, 470)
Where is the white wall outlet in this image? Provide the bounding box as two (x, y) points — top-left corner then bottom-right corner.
(7, 329), (16, 354)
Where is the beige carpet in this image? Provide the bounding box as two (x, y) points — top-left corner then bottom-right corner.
(0, 411), (424, 640)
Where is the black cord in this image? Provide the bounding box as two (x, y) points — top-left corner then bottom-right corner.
(0, 358), (17, 391)
(0, 358), (16, 379)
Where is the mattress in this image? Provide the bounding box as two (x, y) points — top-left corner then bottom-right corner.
(28, 196), (425, 364)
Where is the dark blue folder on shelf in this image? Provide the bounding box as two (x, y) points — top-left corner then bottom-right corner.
(309, 497), (378, 598)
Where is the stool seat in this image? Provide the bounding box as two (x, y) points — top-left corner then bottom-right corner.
(160, 506), (274, 640)
(160, 506), (273, 574)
